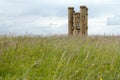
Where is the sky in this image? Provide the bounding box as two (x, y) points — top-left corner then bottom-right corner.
(0, 0), (120, 35)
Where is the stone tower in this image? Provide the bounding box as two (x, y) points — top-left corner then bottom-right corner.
(68, 6), (88, 36)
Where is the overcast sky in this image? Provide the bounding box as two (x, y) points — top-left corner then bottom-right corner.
(0, 0), (120, 35)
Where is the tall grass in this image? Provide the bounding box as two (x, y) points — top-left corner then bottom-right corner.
(0, 35), (120, 80)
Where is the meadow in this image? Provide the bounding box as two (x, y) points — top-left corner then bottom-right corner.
(0, 35), (120, 80)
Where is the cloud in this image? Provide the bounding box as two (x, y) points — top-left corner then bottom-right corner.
(107, 15), (120, 25)
(89, 16), (120, 35)
(0, 0), (120, 35)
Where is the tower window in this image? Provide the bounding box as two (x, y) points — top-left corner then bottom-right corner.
(76, 23), (80, 30)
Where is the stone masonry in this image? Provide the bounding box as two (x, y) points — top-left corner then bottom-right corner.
(68, 6), (88, 36)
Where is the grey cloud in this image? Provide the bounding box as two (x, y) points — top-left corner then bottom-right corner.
(18, 3), (68, 17)
(51, 24), (68, 34)
(88, 3), (120, 18)
(107, 15), (120, 25)
(3, 25), (67, 35)
(0, 0), (68, 18)
(0, 0), (120, 35)
(1, 0), (120, 18)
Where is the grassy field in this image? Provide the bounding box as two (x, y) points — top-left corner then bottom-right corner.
(0, 35), (120, 80)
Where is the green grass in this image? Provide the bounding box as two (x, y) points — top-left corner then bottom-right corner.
(0, 35), (120, 80)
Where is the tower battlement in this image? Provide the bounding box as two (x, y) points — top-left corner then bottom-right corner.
(68, 6), (88, 36)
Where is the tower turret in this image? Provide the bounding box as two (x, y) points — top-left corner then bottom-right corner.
(68, 7), (74, 35)
(80, 6), (88, 36)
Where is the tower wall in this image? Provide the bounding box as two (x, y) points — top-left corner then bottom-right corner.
(86, 8), (88, 35)
(73, 12), (80, 35)
(80, 6), (87, 36)
(68, 7), (74, 35)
